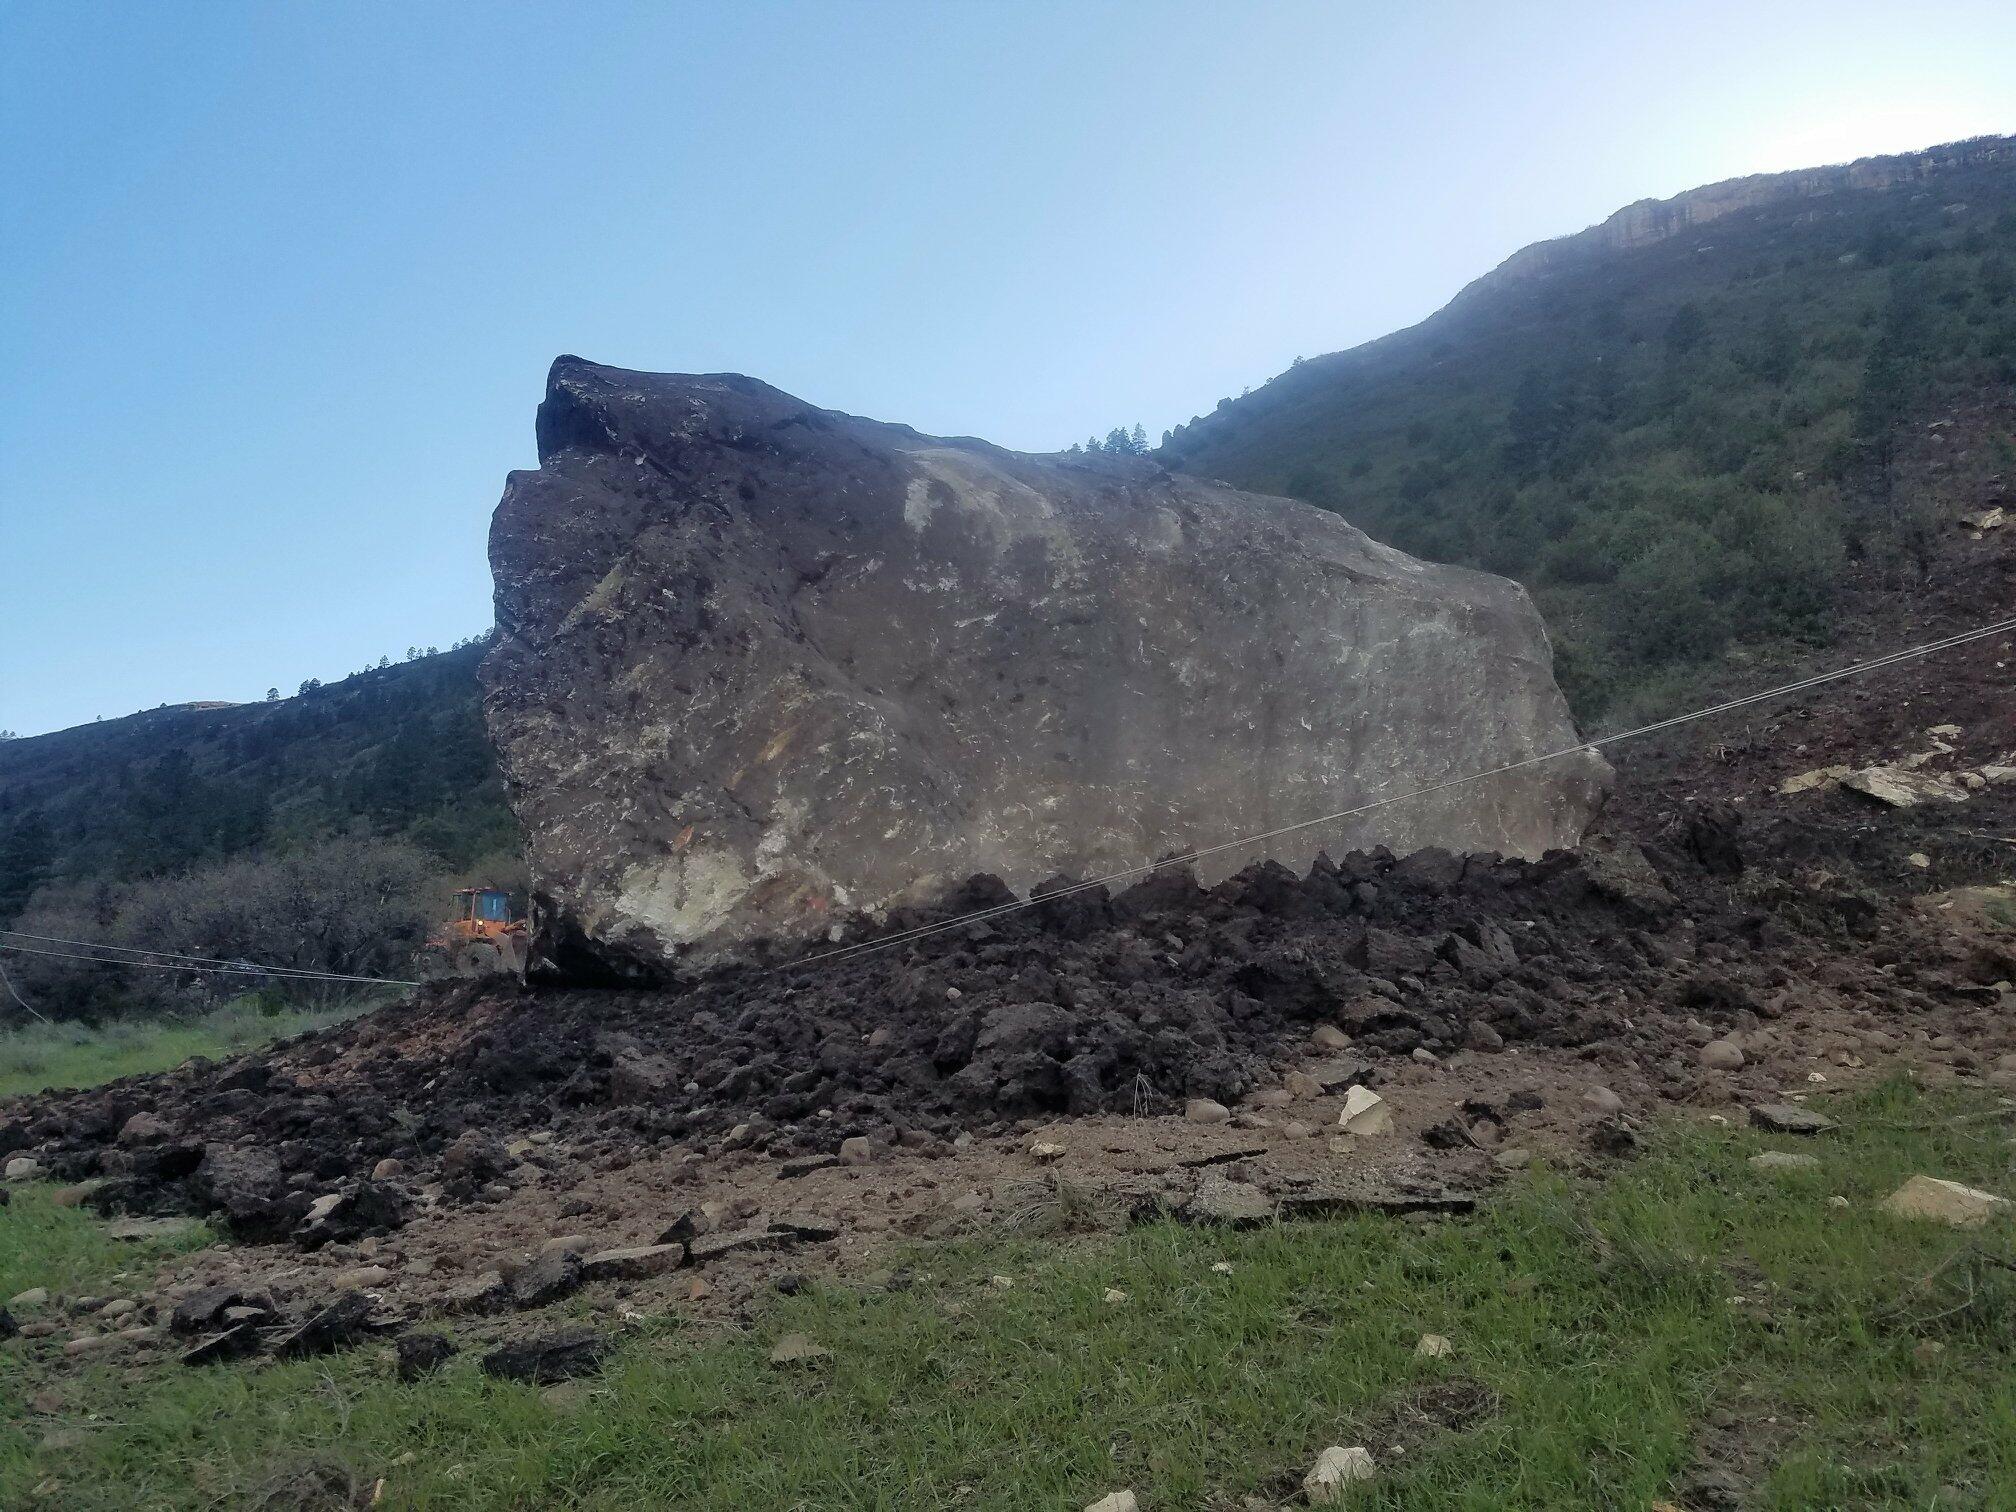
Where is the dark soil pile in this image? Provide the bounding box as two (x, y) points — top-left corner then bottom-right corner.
(9, 786), (2008, 1247)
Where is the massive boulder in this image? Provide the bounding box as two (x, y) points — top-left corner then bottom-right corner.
(483, 358), (1608, 976)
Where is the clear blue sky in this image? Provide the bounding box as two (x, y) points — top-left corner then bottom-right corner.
(3, 0), (2012, 736)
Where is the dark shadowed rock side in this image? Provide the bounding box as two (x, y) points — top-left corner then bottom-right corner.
(483, 357), (1609, 976)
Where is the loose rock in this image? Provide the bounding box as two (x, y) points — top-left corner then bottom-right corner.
(1881, 1175), (2012, 1228)
(1304, 1445), (1377, 1502)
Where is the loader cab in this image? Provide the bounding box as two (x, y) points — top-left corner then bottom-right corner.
(452, 886), (515, 937)
(462, 887), (512, 924)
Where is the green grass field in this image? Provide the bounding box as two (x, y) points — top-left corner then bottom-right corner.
(4, 1076), (2014, 1509)
(0, 999), (369, 1101)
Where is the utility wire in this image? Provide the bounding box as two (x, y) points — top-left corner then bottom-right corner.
(0, 953), (52, 1025)
(0, 942), (417, 988)
(778, 612), (2016, 974)
(0, 927), (392, 979)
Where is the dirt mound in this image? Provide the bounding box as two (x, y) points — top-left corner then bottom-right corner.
(17, 792), (2009, 1250)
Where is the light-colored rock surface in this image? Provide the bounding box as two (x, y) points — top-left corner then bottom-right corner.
(1304, 1445), (1378, 1502)
(1085, 1493), (1138, 1512)
(1415, 1332), (1453, 1358)
(1841, 766), (1973, 807)
(1699, 1040), (1745, 1071)
(484, 359), (1609, 972)
(1337, 1086), (1392, 1136)
(1881, 1175), (2011, 1228)
(1185, 1099), (1231, 1126)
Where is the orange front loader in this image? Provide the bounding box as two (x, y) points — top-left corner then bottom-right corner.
(427, 886), (529, 978)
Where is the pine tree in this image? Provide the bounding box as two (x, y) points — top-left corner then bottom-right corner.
(1129, 423), (1147, 454)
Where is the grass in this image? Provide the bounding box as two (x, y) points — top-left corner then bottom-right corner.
(4, 1078), (2016, 1509)
(0, 997), (371, 1100)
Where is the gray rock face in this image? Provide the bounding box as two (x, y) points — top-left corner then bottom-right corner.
(483, 358), (1608, 976)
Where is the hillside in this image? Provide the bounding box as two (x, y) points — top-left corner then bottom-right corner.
(0, 645), (511, 920)
(1163, 135), (2016, 720)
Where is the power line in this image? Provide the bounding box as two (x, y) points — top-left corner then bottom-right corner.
(0, 954), (51, 1025)
(0, 942), (416, 988)
(0, 927), (390, 979)
(778, 612), (2016, 974)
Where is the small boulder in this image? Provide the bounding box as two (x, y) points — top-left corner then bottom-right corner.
(482, 1328), (609, 1384)
(1310, 1025), (1352, 1052)
(1336, 1086), (1392, 1136)
(1085, 1494), (1138, 1512)
(1881, 1175), (2012, 1228)
(511, 1248), (584, 1308)
(117, 1112), (173, 1147)
(1748, 1103), (1836, 1136)
(1415, 1333), (1452, 1358)
(1283, 1070), (1322, 1100)
(1184, 1098), (1231, 1126)
(1028, 1140), (1067, 1164)
(1582, 1086), (1623, 1115)
(1304, 1445), (1377, 1502)
(838, 1136), (874, 1166)
(5, 1156), (43, 1182)
(1699, 1040), (1745, 1071)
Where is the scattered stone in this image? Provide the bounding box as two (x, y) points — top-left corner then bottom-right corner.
(272, 1293), (374, 1359)
(1029, 1141), (1067, 1163)
(63, 1333), (120, 1358)
(1699, 1040), (1745, 1071)
(170, 1285), (246, 1336)
(1210, 1261), (1235, 1275)
(334, 1266), (392, 1292)
(778, 1153), (840, 1179)
(838, 1136), (874, 1166)
(5, 1157), (43, 1182)
(580, 1244), (686, 1282)
(482, 1329), (609, 1384)
(768, 1332), (831, 1367)
(117, 1112), (173, 1146)
(1750, 1151), (1819, 1173)
(1085, 1493), (1138, 1512)
(768, 1212), (842, 1243)
(1827, 1195), (1850, 1209)
(1959, 507), (2005, 531)
(1907, 852), (1932, 870)
(1415, 1333), (1452, 1358)
(511, 1248), (584, 1309)
(1283, 1070), (1322, 1100)
(395, 1332), (455, 1382)
(371, 1158), (405, 1180)
(1748, 1103), (1837, 1136)
(1304, 1445), (1377, 1502)
(1841, 766), (1972, 808)
(687, 1228), (797, 1266)
(1881, 1175), (2012, 1228)
(1410, 1047), (1439, 1066)
(445, 1270), (511, 1316)
(1336, 1086), (1392, 1136)
(11, 1288), (49, 1310)
(988, 1274), (1015, 1290)
(97, 1298), (137, 1321)
(180, 1323), (262, 1366)
(1246, 1088), (1293, 1109)
(1582, 1086), (1623, 1115)
(1493, 1146), (1533, 1171)
(1778, 765), (1850, 796)
(1103, 1288), (1128, 1305)
(1185, 1098), (1232, 1126)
